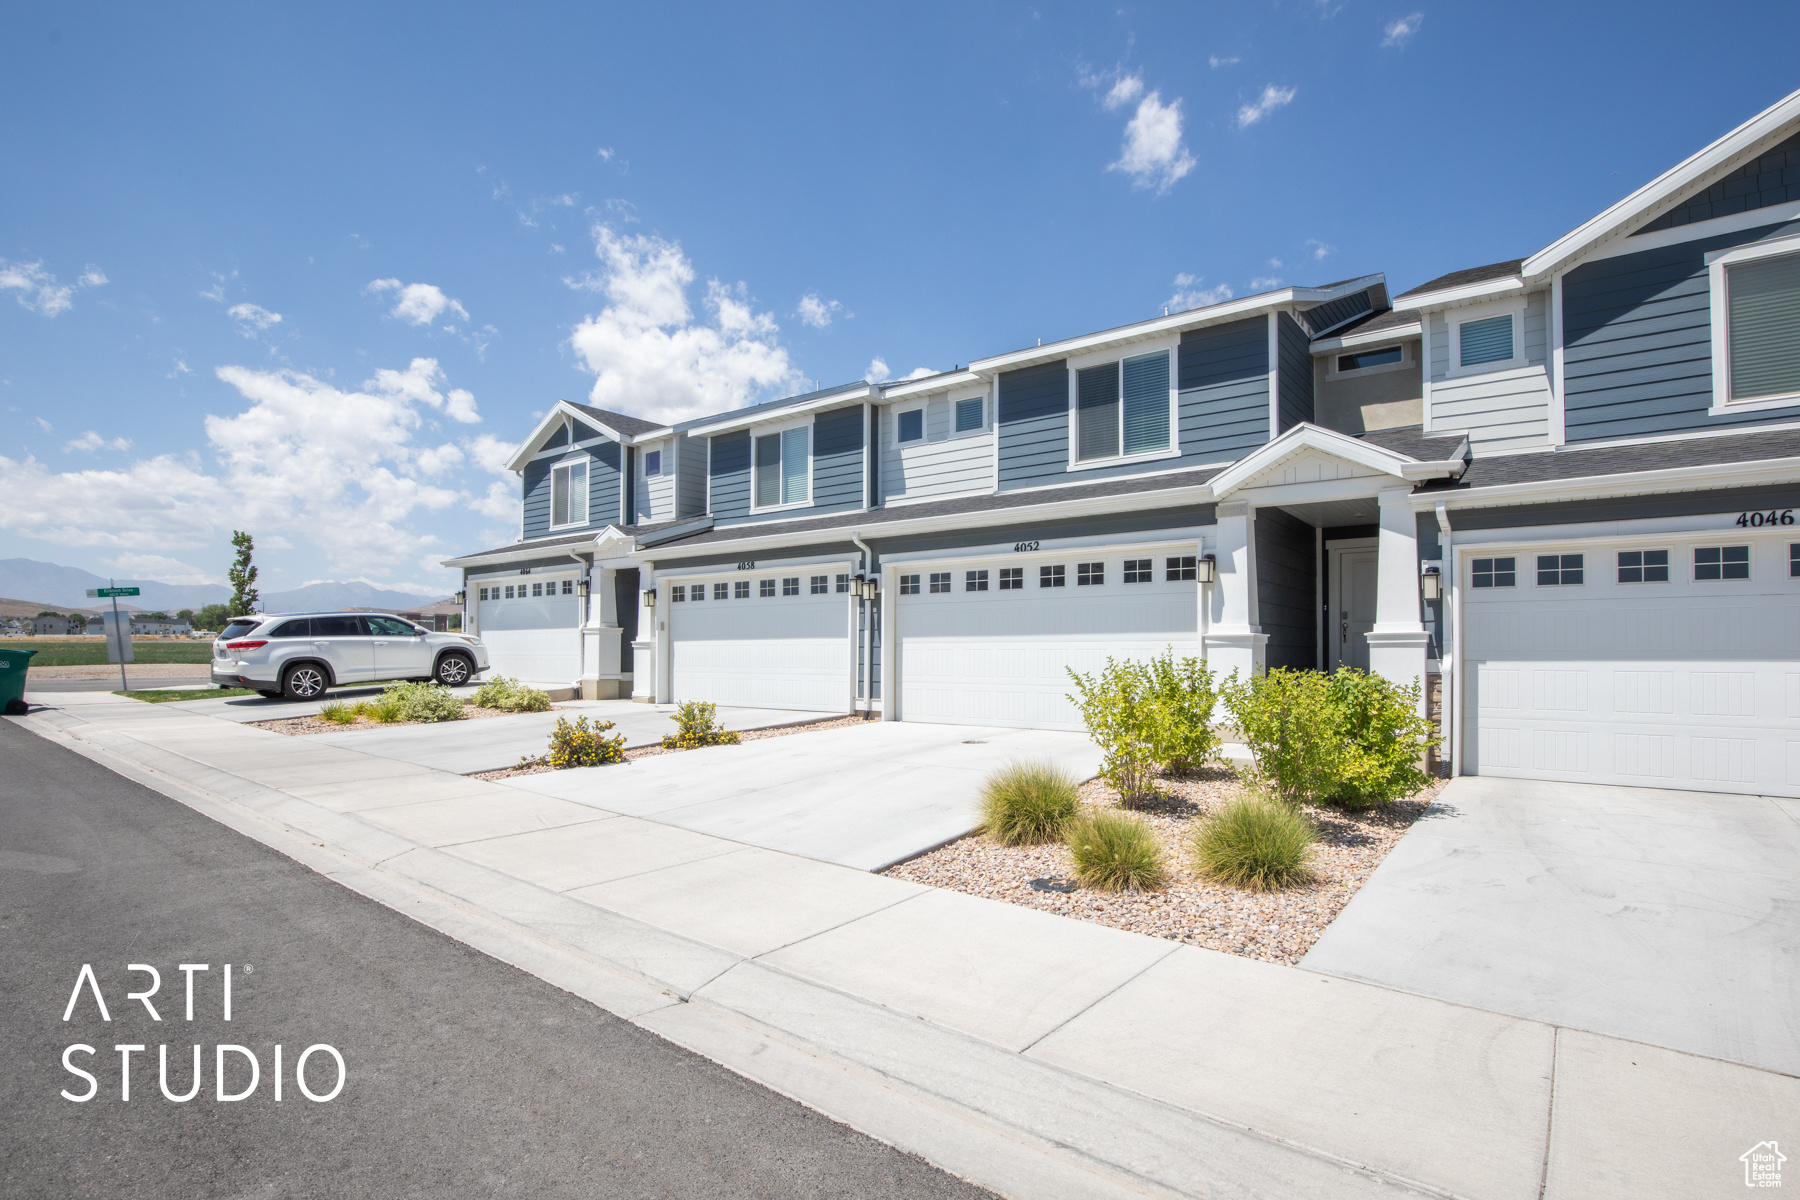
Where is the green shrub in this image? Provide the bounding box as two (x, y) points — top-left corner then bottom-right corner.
(978, 759), (1080, 845)
(1326, 670), (1437, 808)
(382, 680), (467, 723)
(1220, 668), (1346, 805)
(472, 675), (552, 713)
(368, 696), (404, 723)
(319, 701), (359, 725)
(1067, 650), (1219, 804)
(1192, 795), (1315, 891)
(1064, 809), (1168, 893)
(548, 715), (626, 769)
(659, 700), (741, 750)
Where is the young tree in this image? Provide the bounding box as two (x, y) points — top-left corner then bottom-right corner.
(193, 603), (232, 631)
(176, 609), (195, 622)
(228, 531), (260, 616)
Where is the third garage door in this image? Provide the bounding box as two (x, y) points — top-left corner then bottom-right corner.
(1464, 532), (1800, 797)
(895, 548), (1200, 731)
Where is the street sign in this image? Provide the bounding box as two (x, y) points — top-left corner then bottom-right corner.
(86, 587), (140, 598)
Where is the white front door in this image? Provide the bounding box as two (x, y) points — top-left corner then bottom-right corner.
(895, 549), (1200, 731)
(668, 570), (850, 712)
(1463, 535), (1800, 797)
(477, 575), (582, 683)
(1332, 547), (1378, 671)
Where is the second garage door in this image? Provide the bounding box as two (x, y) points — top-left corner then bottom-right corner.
(895, 548), (1201, 731)
(1464, 532), (1800, 797)
(668, 569), (851, 712)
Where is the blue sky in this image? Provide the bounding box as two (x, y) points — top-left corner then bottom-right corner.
(3, 2), (1798, 596)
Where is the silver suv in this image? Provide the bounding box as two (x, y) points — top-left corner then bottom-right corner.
(211, 612), (489, 701)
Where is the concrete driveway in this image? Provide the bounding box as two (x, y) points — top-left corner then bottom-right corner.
(1302, 775), (1800, 1075)
(301, 701), (837, 775)
(501, 720), (1103, 871)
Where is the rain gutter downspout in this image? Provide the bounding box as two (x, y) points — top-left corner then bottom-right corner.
(851, 531), (874, 716)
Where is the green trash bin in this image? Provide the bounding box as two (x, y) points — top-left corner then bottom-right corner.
(0, 646), (37, 715)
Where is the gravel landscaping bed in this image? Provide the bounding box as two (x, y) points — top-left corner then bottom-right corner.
(249, 703), (565, 736)
(883, 767), (1447, 967)
(469, 712), (874, 781)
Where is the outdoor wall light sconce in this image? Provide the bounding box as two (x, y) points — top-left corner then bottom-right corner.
(860, 577), (880, 601)
(1420, 565), (1443, 601)
(1195, 554), (1218, 584)
(454, 590), (466, 608)
(642, 587), (657, 609)
(576, 578), (591, 601)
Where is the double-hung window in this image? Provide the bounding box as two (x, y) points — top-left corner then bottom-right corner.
(754, 426), (809, 507)
(1710, 241), (1800, 409)
(1075, 350), (1172, 462)
(550, 459), (589, 527)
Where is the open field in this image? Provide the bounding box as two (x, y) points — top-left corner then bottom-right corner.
(0, 638), (212, 666)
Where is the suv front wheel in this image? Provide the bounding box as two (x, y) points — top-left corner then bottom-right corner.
(281, 662), (329, 701)
(434, 652), (474, 687)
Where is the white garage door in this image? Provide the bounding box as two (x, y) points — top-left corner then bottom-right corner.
(896, 549), (1200, 731)
(669, 570), (850, 712)
(1465, 534), (1800, 797)
(476, 574), (582, 684)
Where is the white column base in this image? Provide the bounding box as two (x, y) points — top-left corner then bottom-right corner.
(1203, 630), (1268, 681)
(1365, 629), (1432, 713)
(630, 639), (656, 702)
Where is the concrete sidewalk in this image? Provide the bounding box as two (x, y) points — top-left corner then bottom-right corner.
(11, 692), (1795, 1200)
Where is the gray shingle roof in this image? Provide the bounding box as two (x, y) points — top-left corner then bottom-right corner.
(1419, 427), (1800, 492)
(1358, 425), (1469, 460)
(1395, 259), (1525, 299)
(1318, 307), (1421, 342)
(565, 402), (668, 438)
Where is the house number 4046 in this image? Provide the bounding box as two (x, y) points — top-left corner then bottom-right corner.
(1735, 509), (1794, 527)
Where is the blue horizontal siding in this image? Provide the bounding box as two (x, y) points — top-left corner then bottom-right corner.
(521, 458), (551, 537)
(708, 430), (752, 519)
(1179, 316), (1270, 462)
(1636, 130), (1800, 233)
(997, 359), (1070, 490)
(520, 441), (621, 538)
(1564, 216), (1800, 442)
(809, 405), (866, 514)
(1276, 312), (1313, 433)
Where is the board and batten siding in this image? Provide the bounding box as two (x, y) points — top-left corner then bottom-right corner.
(677, 434), (708, 518)
(1562, 216), (1800, 443)
(707, 430), (752, 520)
(880, 400), (993, 501)
(1276, 312), (1314, 434)
(1426, 289), (1552, 451)
(520, 439), (622, 538)
(810, 405), (866, 513)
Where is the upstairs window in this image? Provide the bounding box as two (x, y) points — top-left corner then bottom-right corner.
(1458, 314), (1515, 367)
(1717, 247), (1800, 405)
(754, 427), (809, 507)
(954, 396), (984, 433)
(550, 459), (589, 527)
(1336, 346), (1404, 372)
(896, 409), (924, 443)
(1075, 350), (1171, 462)
(644, 449), (662, 477)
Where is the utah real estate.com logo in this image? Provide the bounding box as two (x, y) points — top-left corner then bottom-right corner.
(1742, 1141), (1785, 1189)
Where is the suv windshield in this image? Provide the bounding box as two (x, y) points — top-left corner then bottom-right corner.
(218, 620), (261, 641)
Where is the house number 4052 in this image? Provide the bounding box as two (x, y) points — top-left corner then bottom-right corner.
(1735, 510), (1794, 527)
(1012, 541), (1040, 552)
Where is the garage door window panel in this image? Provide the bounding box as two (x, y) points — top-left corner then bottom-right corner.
(1040, 565), (1066, 588)
(929, 572), (951, 594)
(1123, 559), (1152, 583)
(734, 581), (750, 599)
(1791, 544), (1800, 577)
(1166, 556), (1196, 582)
(1694, 545), (1750, 581)
(782, 577), (799, 596)
(760, 579), (775, 598)
(1472, 557), (1516, 588)
(999, 568), (1023, 591)
(1536, 554), (1583, 585)
(966, 570), (988, 592)
(900, 574), (920, 595)
(1077, 562), (1104, 586)
(1617, 550), (1669, 583)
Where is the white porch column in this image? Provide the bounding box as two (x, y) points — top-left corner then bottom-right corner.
(1366, 486), (1431, 711)
(1203, 500), (1267, 679)
(582, 565), (624, 699)
(879, 566), (899, 721)
(630, 579), (656, 703)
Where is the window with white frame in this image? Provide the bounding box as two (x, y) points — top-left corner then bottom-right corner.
(550, 459), (589, 527)
(1458, 314), (1515, 368)
(713, 582), (729, 600)
(954, 396), (984, 433)
(1075, 350), (1172, 462)
(759, 579), (775, 598)
(671, 585), (686, 602)
(753, 426), (809, 507)
(1122, 558), (1152, 583)
(1617, 550), (1669, 583)
(734, 580), (749, 599)
(1694, 545), (1750, 581)
(1709, 239), (1800, 408)
(1471, 557), (1515, 588)
(896, 408), (924, 444)
(998, 567), (1023, 590)
(965, 569), (988, 591)
(644, 449), (662, 477)
(810, 575), (829, 594)
(1335, 345), (1405, 373)
(929, 572), (951, 594)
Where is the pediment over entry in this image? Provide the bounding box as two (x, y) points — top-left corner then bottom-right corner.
(1206, 423), (1466, 501)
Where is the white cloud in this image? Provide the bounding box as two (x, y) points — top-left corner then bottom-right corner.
(1208, 55), (1240, 68)
(597, 147), (616, 163)
(169, 359), (191, 378)
(797, 293), (844, 328)
(1250, 276), (1284, 290)
(199, 271), (234, 302)
(866, 358), (891, 384)
(227, 302), (281, 335)
(64, 431), (131, 453)
(1306, 238), (1334, 260)
(1383, 12), (1424, 46)
(466, 433), (516, 475)
(1269, 258), (1285, 269)
(0, 259), (106, 316)
(34, 417), (51, 433)
(1102, 73), (1145, 111)
(366, 278), (471, 327)
(1236, 85), (1296, 129)
(1167, 274), (1234, 313)
(470, 479), (519, 522)
(566, 225), (801, 425)
(104, 554), (222, 586)
(1109, 92), (1196, 194)
(363, 357), (482, 425)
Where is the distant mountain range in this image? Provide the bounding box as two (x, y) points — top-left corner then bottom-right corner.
(0, 558), (447, 615)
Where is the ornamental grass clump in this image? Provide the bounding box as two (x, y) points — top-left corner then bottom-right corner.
(319, 700), (359, 725)
(977, 759), (1080, 846)
(1191, 794), (1316, 892)
(659, 700), (741, 750)
(1064, 809), (1168, 893)
(382, 680), (467, 723)
(548, 715), (626, 769)
(367, 696), (405, 723)
(472, 675), (552, 713)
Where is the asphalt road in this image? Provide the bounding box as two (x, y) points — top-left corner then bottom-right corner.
(0, 717), (993, 1199)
